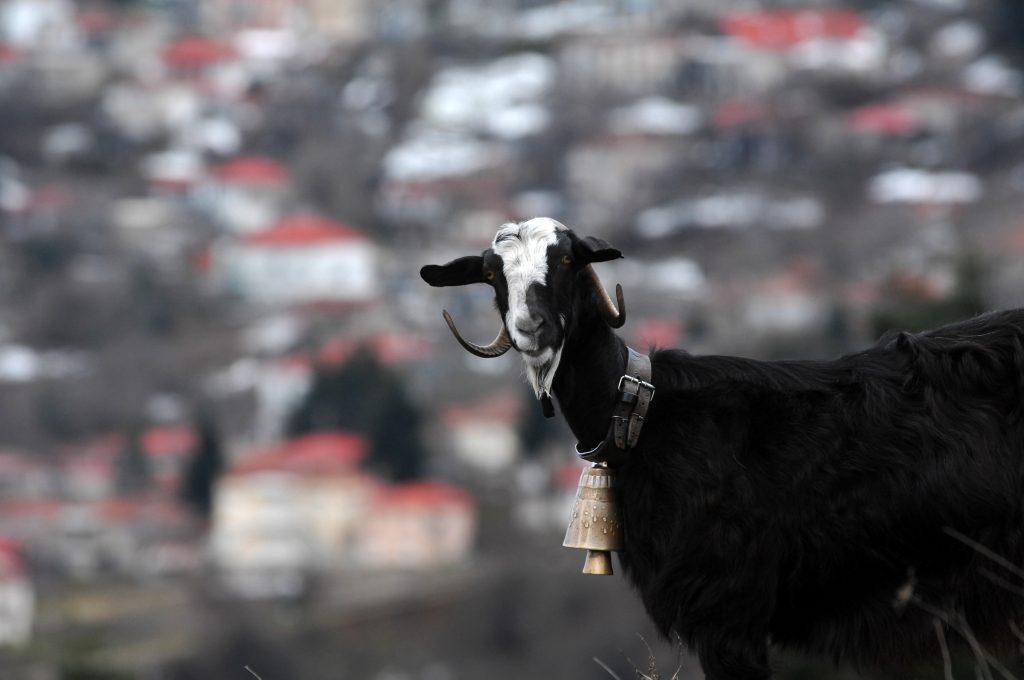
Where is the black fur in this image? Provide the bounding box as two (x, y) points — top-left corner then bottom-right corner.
(557, 303), (1024, 679)
(420, 256), (486, 287)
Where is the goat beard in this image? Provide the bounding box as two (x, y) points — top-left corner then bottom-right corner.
(524, 343), (564, 400)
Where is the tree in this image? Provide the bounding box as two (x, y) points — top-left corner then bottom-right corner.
(870, 253), (988, 339)
(180, 415), (225, 519)
(288, 346), (425, 481)
(115, 424), (151, 496)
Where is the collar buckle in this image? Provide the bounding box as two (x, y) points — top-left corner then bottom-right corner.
(575, 347), (655, 466)
(617, 373), (655, 399)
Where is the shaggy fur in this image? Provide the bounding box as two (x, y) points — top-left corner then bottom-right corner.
(422, 226), (1024, 679)
(561, 302), (1024, 679)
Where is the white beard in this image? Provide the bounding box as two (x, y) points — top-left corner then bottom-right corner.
(523, 343), (564, 399)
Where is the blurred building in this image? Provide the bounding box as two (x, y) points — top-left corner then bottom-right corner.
(352, 482), (475, 569)
(443, 393), (520, 474)
(211, 214), (379, 306)
(209, 432), (376, 596)
(211, 432), (477, 596)
(198, 156), (291, 234)
(0, 541), (32, 647)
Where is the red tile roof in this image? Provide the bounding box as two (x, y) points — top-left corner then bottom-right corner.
(0, 44), (20, 63)
(316, 333), (432, 367)
(848, 104), (920, 136)
(0, 539), (25, 578)
(59, 433), (124, 461)
(212, 157), (290, 187)
(92, 498), (185, 524)
(233, 432), (367, 476)
(0, 451), (43, 476)
(555, 462), (588, 491)
(371, 332), (432, 364)
(163, 37), (237, 69)
(713, 99), (769, 129)
(720, 10), (864, 50)
(142, 426), (197, 458)
(242, 214), (367, 247)
(632, 319), (682, 350)
(0, 499), (60, 519)
(443, 392), (521, 427)
(77, 9), (118, 35)
(95, 498), (146, 521)
(374, 482), (473, 510)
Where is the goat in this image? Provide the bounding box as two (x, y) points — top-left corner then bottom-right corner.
(420, 217), (1024, 679)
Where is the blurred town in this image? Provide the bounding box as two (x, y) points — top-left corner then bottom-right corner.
(1, 0), (1024, 678)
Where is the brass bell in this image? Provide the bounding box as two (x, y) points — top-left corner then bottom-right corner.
(562, 465), (622, 575)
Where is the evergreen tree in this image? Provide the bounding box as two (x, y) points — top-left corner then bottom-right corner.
(288, 345), (426, 481)
(180, 415), (225, 519)
(116, 424), (151, 496)
(871, 253), (988, 338)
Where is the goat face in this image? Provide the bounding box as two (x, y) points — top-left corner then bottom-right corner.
(420, 217), (622, 397)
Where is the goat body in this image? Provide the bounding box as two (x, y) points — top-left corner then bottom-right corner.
(556, 308), (1024, 679)
(420, 221), (1024, 678)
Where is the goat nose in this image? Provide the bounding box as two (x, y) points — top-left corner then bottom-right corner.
(516, 316), (544, 335)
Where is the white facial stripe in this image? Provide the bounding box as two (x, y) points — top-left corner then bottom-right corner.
(492, 218), (568, 398)
(492, 218), (565, 349)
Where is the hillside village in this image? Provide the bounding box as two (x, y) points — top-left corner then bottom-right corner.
(2, 0), (1024, 677)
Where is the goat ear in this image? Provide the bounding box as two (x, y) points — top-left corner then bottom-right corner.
(573, 236), (622, 264)
(420, 256), (486, 287)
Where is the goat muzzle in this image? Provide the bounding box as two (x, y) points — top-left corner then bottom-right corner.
(584, 265), (626, 328)
(442, 310), (512, 358)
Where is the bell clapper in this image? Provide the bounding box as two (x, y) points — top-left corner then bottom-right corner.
(582, 549), (614, 575)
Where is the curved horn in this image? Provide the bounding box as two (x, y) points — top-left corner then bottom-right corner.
(584, 264), (626, 328)
(442, 310), (512, 358)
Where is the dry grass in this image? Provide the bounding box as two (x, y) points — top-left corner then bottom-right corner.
(595, 633), (684, 680)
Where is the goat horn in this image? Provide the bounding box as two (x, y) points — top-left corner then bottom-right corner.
(442, 310), (512, 358)
(584, 264), (626, 328)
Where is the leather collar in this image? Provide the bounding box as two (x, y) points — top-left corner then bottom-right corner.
(574, 347), (654, 467)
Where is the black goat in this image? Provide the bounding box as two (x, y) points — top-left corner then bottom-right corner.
(421, 218), (1024, 679)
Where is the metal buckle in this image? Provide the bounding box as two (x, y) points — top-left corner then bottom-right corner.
(617, 374), (654, 396)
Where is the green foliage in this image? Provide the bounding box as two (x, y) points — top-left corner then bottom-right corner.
(288, 346), (425, 481)
(870, 254), (988, 339)
(58, 630), (133, 680)
(180, 415), (225, 519)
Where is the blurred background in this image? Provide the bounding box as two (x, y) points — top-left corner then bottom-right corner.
(0, 0), (1023, 678)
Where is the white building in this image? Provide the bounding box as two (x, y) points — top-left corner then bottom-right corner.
(352, 482), (476, 570)
(213, 214), (379, 306)
(0, 542), (32, 646)
(210, 433), (377, 597)
(443, 393), (520, 474)
(197, 156), (290, 234)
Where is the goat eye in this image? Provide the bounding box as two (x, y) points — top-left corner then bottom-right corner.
(485, 270), (495, 281)
(561, 255), (573, 266)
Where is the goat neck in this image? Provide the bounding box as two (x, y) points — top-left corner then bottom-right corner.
(551, 302), (628, 450)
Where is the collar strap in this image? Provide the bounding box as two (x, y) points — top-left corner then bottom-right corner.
(575, 347), (654, 466)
